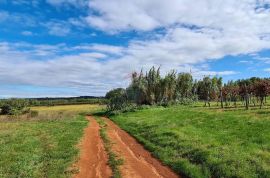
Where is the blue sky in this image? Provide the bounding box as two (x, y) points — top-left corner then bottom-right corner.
(1, 0), (270, 97)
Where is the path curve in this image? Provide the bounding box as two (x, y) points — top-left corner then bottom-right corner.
(73, 116), (111, 178)
(103, 117), (180, 178)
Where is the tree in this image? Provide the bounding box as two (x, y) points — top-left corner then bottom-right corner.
(202, 76), (212, 107)
(106, 88), (129, 111)
(238, 80), (250, 110)
(128, 70), (147, 105)
(144, 67), (162, 104)
(176, 73), (193, 99)
(211, 77), (219, 104)
(254, 80), (270, 109)
(161, 70), (177, 104)
(197, 76), (212, 107)
(217, 77), (223, 108)
(105, 88), (126, 100)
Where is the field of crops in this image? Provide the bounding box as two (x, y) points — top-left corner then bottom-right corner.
(110, 105), (270, 178)
(0, 104), (102, 178)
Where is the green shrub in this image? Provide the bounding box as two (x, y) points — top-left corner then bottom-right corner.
(106, 88), (130, 111)
(0, 104), (12, 115)
(0, 99), (29, 115)
(28, 110), (39, 118)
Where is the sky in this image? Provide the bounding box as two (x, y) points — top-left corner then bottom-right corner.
(1, 0), (270, 98)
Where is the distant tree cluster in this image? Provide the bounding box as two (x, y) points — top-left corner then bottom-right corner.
(0, 99), (30, 115)
(220, 77), (270, 109)
(28, 97), (106, 106)
(106, 67), (270, 111)
(0, 97), (106, 116)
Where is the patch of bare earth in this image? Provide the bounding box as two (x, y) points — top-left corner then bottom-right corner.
(73, 116), (112, 178)
(103, 117), (180, 178)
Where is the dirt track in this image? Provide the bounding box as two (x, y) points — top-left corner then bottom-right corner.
(74, 116), (112, 178)
(74, 116), (180, 178)
(104, 117), (180, 178)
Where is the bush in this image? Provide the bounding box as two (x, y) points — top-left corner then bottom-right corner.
(176, 97), (197, 105)
(0, 104), (12, 115)
(0, 99), (29, 115)
(28, 110), (39, 118)
(106, 88), (130, 111)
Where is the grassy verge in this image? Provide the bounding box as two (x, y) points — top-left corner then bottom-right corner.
(95, 117), (123, 178)
(0, 115), (88, 178)
(110, 105), (270, 178)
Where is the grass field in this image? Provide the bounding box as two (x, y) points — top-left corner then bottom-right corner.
(31, 104), (102, 113)
(110, 105), (270, 178)
(0, 104), (102, 178)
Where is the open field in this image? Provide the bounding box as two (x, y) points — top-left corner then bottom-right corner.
(0, 104), (103, 178)
(110, 105), (270, 178)
(1, 103), (270, 178)
(31, 104), (104, 114)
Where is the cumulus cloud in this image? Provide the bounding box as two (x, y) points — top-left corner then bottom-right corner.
(87, 0), (270, 32)
(2, 0), (270, 96)
(0, 41), (237, 96)
(85, 0), (270, 59)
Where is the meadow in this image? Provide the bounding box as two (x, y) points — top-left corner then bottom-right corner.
(1, 101), (270, 178)
(110, 105), (270, 178)
(0, 104), (103, 178)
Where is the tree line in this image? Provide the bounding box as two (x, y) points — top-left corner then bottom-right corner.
(106, 67), (270, 111)
(0, 97), (106, 116)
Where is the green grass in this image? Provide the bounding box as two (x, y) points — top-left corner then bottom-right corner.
(110, 105), (270, 178)
(96, 117), (123, 178)
(0, 104), (104, 178)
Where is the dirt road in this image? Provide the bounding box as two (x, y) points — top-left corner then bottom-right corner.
(74, 116), (180, 178)
(104, 117), (180, 178)
(73, 116), (112, 178)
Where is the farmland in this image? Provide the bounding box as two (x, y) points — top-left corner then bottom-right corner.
(0, 101), (269, 178)
(110, 105), (270, 178)
(0, 104), (102, 178)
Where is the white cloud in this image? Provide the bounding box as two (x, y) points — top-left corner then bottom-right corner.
(0, 41), (237, 97)
(0, 10), (37, 26)
(84, 0), (270, 70)
(86, 0), (270, 33)
(68, 17), (87, 28)
(46, 0), (87, 7)
(87, 44), (124, 55)
(3, 0), (270, 96)
(44, 21), (71, 36)
(21, 31), (34, 36)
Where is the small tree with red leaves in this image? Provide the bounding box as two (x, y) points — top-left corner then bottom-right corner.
(254, 80), (270, 109)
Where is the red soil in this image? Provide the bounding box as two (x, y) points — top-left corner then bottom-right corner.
(74, 116), (180, 178)
(104, 117), (180, 178)
(73, 116), (112, 178)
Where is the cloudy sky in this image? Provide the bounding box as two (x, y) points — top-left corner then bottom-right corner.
(0, 0), (270, 97)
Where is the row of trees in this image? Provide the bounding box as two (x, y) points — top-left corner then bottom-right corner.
(0, 97), (106, 116)
(28, 97), (105, 106)
(106, 67), (270, 111)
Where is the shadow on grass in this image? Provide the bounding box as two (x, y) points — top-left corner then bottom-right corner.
(255, 110), (270, 115)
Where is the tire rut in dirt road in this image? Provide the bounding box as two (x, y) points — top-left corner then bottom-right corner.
(73, 116), (112, 178)
(103, 117), (180, 178)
